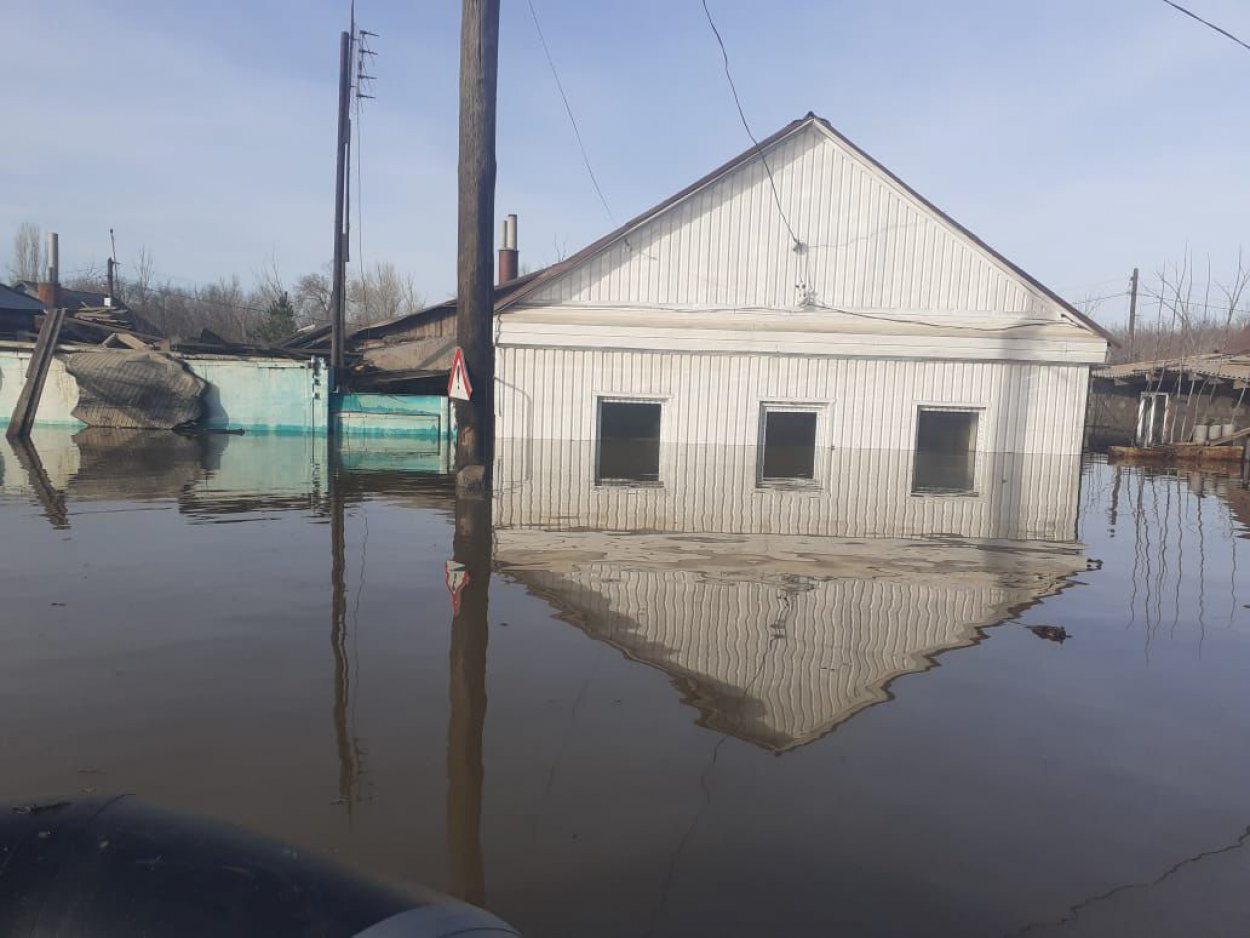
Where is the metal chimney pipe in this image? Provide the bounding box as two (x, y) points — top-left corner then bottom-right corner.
(38, 232), (60, 307)
(46, 232), (59, 285)
(497, 214), (518, 284)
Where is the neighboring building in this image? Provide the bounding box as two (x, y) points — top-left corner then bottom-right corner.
(0, 282), (47, 334)
(284, 273), (540, 393)
(7, 279), (161, 339)
(1088, 352), (1249, 447)
(492, 113), (1110, 493)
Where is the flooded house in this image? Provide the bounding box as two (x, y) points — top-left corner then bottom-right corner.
(491, 114), (1111, 490)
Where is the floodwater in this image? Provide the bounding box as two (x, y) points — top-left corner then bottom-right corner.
(1, 429), (1249, 937)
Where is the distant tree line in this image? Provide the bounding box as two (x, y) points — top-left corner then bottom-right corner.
(5, 222), (426, 345)
(1089, 253), (1250, 364)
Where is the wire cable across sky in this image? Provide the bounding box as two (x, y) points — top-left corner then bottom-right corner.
(1160, 0), (1250, 54)
(700, 0), (801, 251)
(526, 0), (617, 227)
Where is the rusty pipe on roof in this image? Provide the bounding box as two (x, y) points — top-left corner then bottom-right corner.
(37, 232), (60, 308)
(497, 214), (518, 284)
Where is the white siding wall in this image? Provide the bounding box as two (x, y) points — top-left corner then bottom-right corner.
(528, 123), (1060, 318)
(496, 346), (1089, 455)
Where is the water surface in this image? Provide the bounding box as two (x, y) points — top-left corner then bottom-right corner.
(1, 430), (1248, 937)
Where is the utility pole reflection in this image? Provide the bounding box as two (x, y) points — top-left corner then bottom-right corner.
(9, 437), (69, 530)
(329, 467), (357, 811)
(446, 487), (490, 906)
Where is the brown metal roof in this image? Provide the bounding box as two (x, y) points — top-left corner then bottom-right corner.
(1096, 353), (1250, 384)
(496, 113), (1114, 344)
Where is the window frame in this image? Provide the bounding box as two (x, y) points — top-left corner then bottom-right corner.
(755, 401), (831, 490)
(594, 395), (666, 487)
(910, 404), (984, 497)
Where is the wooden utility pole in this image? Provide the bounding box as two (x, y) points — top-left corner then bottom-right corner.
(1127, 267), (1139, 360)
(455, 0), (500, 485)
(7, 307), (66, 441)
(446, 0), (498, 894)
(330, 30), (352, 392)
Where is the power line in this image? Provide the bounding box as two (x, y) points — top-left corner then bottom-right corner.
(1073, 290), (1129, 305)
(700, 0), (801, 251)
(1138, 288), (1250, 315)
(525, 0), (616, 225)
(811, 301), (1092, 334)
(128, 280), (269, 314)
(1160, 0), (1250, 54)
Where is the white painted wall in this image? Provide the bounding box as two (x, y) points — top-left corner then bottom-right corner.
(496, 346), (1090, 456)
(525, 120), (1079, 323)
(0, 348), (83, 427)
(494, 119), (1106, 461)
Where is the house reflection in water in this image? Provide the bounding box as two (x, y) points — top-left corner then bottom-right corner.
(493, 442), (1088, 751)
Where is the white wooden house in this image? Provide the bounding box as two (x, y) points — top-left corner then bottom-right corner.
(492, 114), (1108, 494)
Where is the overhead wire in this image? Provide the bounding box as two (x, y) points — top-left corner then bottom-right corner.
(526, 0), (617, 226)
(121, 279), (269, 314)
(700, 0), (802, 252)
(1160, 0), (1250, 54)
(810, 301), (1096, 334)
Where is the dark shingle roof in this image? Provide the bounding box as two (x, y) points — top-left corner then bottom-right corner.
(0, 282), (47, 314)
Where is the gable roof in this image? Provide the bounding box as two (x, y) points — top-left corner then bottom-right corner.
(281, 270), (544, 353)
(14, 280), (138, 316)
(0, 282), (46, 314)
(499, 113), (1113, 343)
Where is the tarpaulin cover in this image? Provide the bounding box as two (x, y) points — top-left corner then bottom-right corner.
(63, 351), (207, 429)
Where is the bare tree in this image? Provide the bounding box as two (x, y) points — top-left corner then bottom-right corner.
(10, 221), (44, 282)
(347, 261), (425, 325)
(1216, 247), (1250, 332)
(293, 270), (332, 327)
(1107, 250), (1250, 363)
(123, 247), (157, 308)
(252, 254), (287, 312)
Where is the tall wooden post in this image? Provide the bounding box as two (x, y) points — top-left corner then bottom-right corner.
(455, 0), (500, 484)
(446, 1), (498, 896)
(330, 30), (352, 392)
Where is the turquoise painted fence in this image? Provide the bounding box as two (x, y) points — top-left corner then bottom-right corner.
(2, 348), (457, 454)
(189, 356), (328, 433)
(331, 393), (455, 473)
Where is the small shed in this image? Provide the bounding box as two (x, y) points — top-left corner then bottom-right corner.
(1089, 353), (1249, 447)
(493, 114), (1109, 493)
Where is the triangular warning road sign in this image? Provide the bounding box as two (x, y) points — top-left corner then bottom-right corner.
(448, 347), (473, 401)
(445, 559), (470, 614)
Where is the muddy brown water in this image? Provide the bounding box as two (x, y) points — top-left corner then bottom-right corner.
(1, 430), (1249, 937)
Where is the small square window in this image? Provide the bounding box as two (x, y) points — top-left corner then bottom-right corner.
(760, 409), (819, 482)
(597, 400), (661, 483)
(912, 408), (979, 494)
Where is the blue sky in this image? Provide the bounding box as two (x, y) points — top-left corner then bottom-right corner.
(2, 0), (1247, 326)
